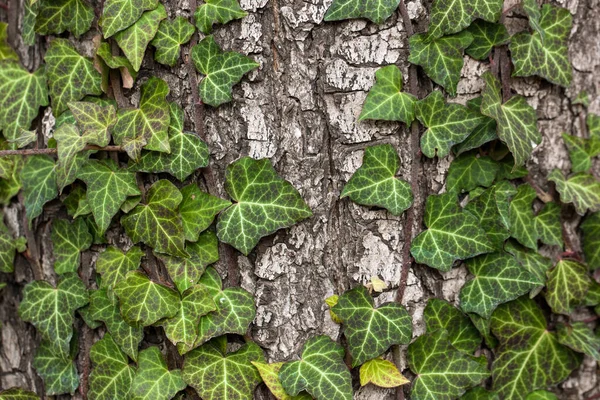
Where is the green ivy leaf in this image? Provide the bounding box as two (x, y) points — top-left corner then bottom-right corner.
(178, 184), (231, 242)
(508, 184), (537, 250)
(191, 35), (259, 107)
(0, 23), (18, 60)
(0, 388), (40, 399)
(252, 361), (312, 400)
(447, 152), (499, 194)
(408, 32), (473, 97)
(51, 218), (92, 274)
(548, 169), (600, 215)
(35, 0), (94, 38)
(45, 38), (102, 116)
(415, 91), (485, 158)
(526, 391), (559, 400)
(194, 0), (246, 34)
(78, 159), (141, 234)
(461, 387), (499, 400)
(411, 192), (494, 271)
(33, 340), (79, 395)
(522, 0), (543, 39)
(22, 1), (38, 47)
(545, 260), (591, 315)
(340, 144), (413, 215)
(131, 347), (186, 400)
(562, 133), (600, 173)
(115, 5), (167, 71)
(324, 0), (400, 24)
(332, 285), (412, 366)
(504, 240), (551, 296)
(216, 157), (312, 255)
(0, 155), (23, 206)
(424, 298), (481, 354)
(0, 215), (25, 273)
(581, 212), (600, 270)
(19, 273), (88, 359)
(359, 358), (409, 388)
(426, 0), (503, 40)
(96, 246), (143, 298)
(183, 340), (264, 400)
(490, 297), (580, 398)
(510, 3), (572, 87)
(480, 72), (540, 166)
(533, 202), (562, 247)
(465, 20), (509, 60)
(113, 77), (171, 160)
(121, 180), (188, 257)
(21, 155), (57, 223)
(464, 182), (513, 249)
(68, 101), (116, 147)
(114, 271), (180, 326)
(151, 17), (195, 66)
(89, 333), (136, 400)
(557, 322), (600, 361)
(407, 329), (489, 400)
(96, 41), (138, 88)
(132, 103), (209, 181)
(460, 252), (541, 319)
(358, 65), (417, 124)
(280, 335), (353, 400)
(100, 0), (159, 38)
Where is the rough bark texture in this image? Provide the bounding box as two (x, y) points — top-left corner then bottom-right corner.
(1, 0), (599, 398)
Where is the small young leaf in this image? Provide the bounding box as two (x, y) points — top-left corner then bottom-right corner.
(426, 0), (503, 40)
(252, 361), (312, 400)
(151, 17), (195, 66)
(548, 169), (600, 215)
(89, 333), (136, 400)
(359, 358), (409, 388)
(465, 20), (509, 60)
(191, 36), (259, 107)
(194, 0), (246, 34)
(35, 0), (94, 38)
(68, 101), (116, 147)
(508, 184), (537, 250)
(533, 202), (562, 247)
(324, 0), (400, 24)
(51, 218), (92, 274)
(96, 246), (143, 297)
(557, 322), (600, 361)
(424, 298), (481, 354)
(100, 0), (159, 38)
(446, 152), (499, 193)
(581, 212), (600, 270)
(33, 340), (79, 395)
(545, 260), (591, 315)
(131, 347), (186, 400)
(340, 144), (413, 215)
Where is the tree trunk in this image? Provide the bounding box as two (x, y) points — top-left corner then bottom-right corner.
(1, 0), (599, 398)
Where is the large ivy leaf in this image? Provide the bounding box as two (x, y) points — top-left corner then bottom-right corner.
(45, 38), (102, 116)
(113, 77), (171, 160)
(0, 388), (40, 399)
(115, 5), (167, 71)
(96, 246), (143, 297)
(408, 32), (473, 97)
(359, 358), (409, 388)
(19, 273), (88, 359)
(131, 103), (209, 181)
(446, 152), (499, 194)
(426, 0), (503, 40)
(183, 340), (264, 400)
(0, 23), (17, 61)
(78, 159), (141, 234)
(194, 0), (246, 34)
(131, 347), (186, 400)
(534, 202), (562, 247)
(562, 133), (600, 173)
(340, 144), (413, 215)
(35, 0), (94, 38)
(0, 61), (48, 141)
(510, 3), (572, 87)
(465, 20), (509, 60)
(151, 17), (195, 66)
(191, 36), (259, 107)
(358, 65), (417, 124)
(89, 333), (136, 400)
(557, 322), (600, 361)
(179, 184), (231, 242)
(407, 329), (489, 400)
(424, 298), (481, 354)
(332, 285), (411, 366)
(68, 101), (116, 147)
(216, 157), (312, 255)
(460, 252), (541, 319)
(545, 260), (591, 315)
(121, 180), (188, 257)
(324, 0), (400, 24)
(548, 169), (600, 215)
(33, 340), (79, 395)
(464, 182), (513, 249)
(252, 361), (312, 400)
(280, 335), (353, 400)
(51, 218), (92, 274)
(581, 212), (600, 269)
(410, 192), (494, 271)
(100, 0), (159, 38)
(480, 71), (540, 166)
(508, 184), (537, 249)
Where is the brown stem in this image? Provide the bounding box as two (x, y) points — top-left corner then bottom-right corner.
(17, 192), (43, 281)
(0, 145), (123, 157)
(110, 40), (128, 109)
(525, 176), (553, 203)
(585, 394), (600, 400)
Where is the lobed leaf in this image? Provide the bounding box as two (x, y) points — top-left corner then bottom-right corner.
(252, 361), (312, 400)
(465, 20), (509, 60)
(359, 358), (409, 388)
(151, 17), (195, 66)
(35, 0), (93, 38)
(324, 0), (401, 24)
(545, 259), (591, 315)
(446, 152), (499, 194)
(533, 202), (562, 247)
(464, 182), (513, 249)
(424, 298), (481, 354)
(100, 0), (159, 38)
(194, 0), (246, 34)
(89, 333), (136, 400)
(51, 218), (92, 274)
(548, 169), (600, 215)
(33, 340), (79, 395)
(131, 347), (186, 400)
(426, 0), (503, 40)
(96, 246), (143, 298)
(556, 322), (600, 361)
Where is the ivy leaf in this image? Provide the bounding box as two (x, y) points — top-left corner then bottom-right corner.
(0, 23), (18, 60)
(340, 144), (413, 215)
(407, 329), (489, 400)
(100, 0), (159, 38)
(325, 295), (343, 324)
(35, 0), (94, 38)
(280, 335), (353, 400)
(426, 0), (503, 40)
(178, 184), (231, 242)
(0, 214), (25, 273)
(545, 260), (591, 315)
(183, 340), (264, 400)
(68, 101), (116, 147)
(332, 285), (412, 366)
(447, 152), (499, 193)
(132, 103), (209, 181)
(464, 182), (513, 249)
(216, 157), (312, 255)
(89, 333), (136, 400)
(358, 65), (417, 124)
(191, 36), (259, 107)
(19, 273), (88, 359)
(415, 91), (484, 158)
(324, 0), (400, 24)
(465, 20), (509, 60)
(131, 347), (186, 400)
(359, 358), (409, 388)
(113, 77), (171, 160)
(534, 202), (562, 247)
(21, 156), (58, 223)
(252, 362), (312, 400)
(45, 38), (102, 116)
(160, 284), (217, 349)
(526, 391), (559, 400)
(151, 17), (195, 66)
(57, 150), (94, 192)
(408, 32), (473, 97)
(115, 5), (167, 71)
(96, 41), (137, 88)
(491, 297), (580, 398)
(581, 212), (600, 270)
(114, 271), (180, 326)
(562, 133), (600, 173)
(481, 72), (540, 167)
(78, 159), (141, 234)
(51, 218), (92, 274)
(557, 322), (600, 361)
(522, 0), (543, 39)
(33, 340), (79, 395)
(424, 298), (481, 354)
(508, 184), (537, 250)
(121, 180), (188, 257)
(22, 1), (38, 47)
(411, 192), (494, 271)
(548, 169), (600, 215)
(194, 0), (246, 34)
(504, 240), (552, 295)
(0, 388), (40, 399)
(96, 246), (143, 298)
(510, 3), (572, 87)
(461, 387), (500, 400)
(0, 61), (48, 141)
(460, 252), (541, 319)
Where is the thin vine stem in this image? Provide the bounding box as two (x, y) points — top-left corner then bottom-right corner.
(0, 145), (123, 157)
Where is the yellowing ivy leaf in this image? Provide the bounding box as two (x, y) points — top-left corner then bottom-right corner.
(35, 0), (94, 38)
(324, 0), (401, 24)
(51, 218), (92, 274)
(151, 17), (195, 66)
(0, 23), (18, 61)
(130, 347), (187, 400)
(548, 169), (600, 215)
(359, 358), (409, 388)
(252, 361), (312, 400)
(89, 333), (136, 400)
(100, 0), (159, 38)
(21, 155), (57, 223)
(194, 0), (246, 34)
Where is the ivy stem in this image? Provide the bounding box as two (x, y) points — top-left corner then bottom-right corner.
(0, 145), (123, 157)
(525, 176), (553, 203)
